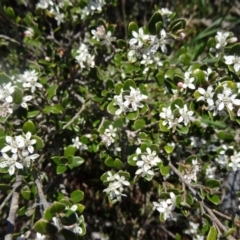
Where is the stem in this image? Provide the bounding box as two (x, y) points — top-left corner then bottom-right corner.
(5, 175), (22, 240)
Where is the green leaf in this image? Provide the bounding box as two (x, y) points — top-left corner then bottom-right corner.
(64, 146), (76, 157)
(43, 208), (53, 221)
(32, 135), (44, 150)
(68, 156), (84, 169)
(70, 190), (84, 203)
(169, 18), (187, 32)
(126, 110), (139, 120)
(0, 72), (12, 84)
(107, 101), (118, 115)
(207, 194), (220, 205)
(171, 98), (184, 110)
(128, 22), (139, 37)
(117, 39), (128, 49)
(57, 165), (67, 174)
(159, 120), (169, 132)
(21, 185), (32, 200)
(193, 69), (205, 85)
(179, 54), (191, 65)
(217, 131), (234, 141)
(47, 85), (58, 100)
(13, 86), (23, 104)
(113, 159), (123, 169)
(27, 110), (40, 118)
(0, 184), (12, 191)
(23, 120), (36, 134)
(148, 11), (163, 35)
(228, 43), (240, 55)
(207, 226), (218, 240)
(49, 202), (66, 214)
(123, 79), (136, 91)
(160, 165), (169, 176)
(4, 6), (15, 19)
(133, 119), (145, 130)
(104, 157), (114, 167)
(33, 219), (58, 235)
(222, 228), (236, 238)
(205, 179), (220, 189)
(164, 144), (174, 154)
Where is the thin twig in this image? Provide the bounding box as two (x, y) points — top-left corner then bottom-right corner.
(0, 189), (14, 211)
(62, 102), (88, 130)
(5, 175), (22, 240)
(35, 177), (50, 211)
(212, 209), (232, 221)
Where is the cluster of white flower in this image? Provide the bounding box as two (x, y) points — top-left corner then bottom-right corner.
(183, 159), (200, 183)
(72, 137), (88, 151)
(75, 43), (95, 69)
(80, 0), (106, 19)
(0, 132), (39, 175)
(91, 25), (116, 46)
(103, 171), (130, 202)
(160, 104), (194, 132)
(184, 221), (204, 240)
(133, 147), (161, 178)
(113, 87), (147, 115)
(210, 31), (237, 56)
(0, 82), (15, 117)
(228, 151), (240, 171)
(17, 69), (42, 94)
(36, 0), (70, 26)
(100, 124), (117, 147)
(128, 25), (174, 73)
(152, 192), (176, 220)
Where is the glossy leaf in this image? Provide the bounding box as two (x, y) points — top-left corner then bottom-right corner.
(70, 190), (84, 203)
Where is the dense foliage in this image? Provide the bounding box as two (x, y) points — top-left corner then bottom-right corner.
(1, 0), (240, 239)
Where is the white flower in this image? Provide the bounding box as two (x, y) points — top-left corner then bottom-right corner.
(123, 87), (147, 111)
(0, 82), (15, 103)
(160, 8), (172, 16)
(53, 8), (65, 26)
(75, 43), (95, 68)
(129, 27), (150, 48)
(182, 71), (195, 90)
(216, 86), (240, 111)
(0, 153), (23, 175)
(100, 133), (114, 146)
(215, 31), (229, 49)
(36, 0), (53, 9)
(104, 125), (117, 138)
(153, 192), (176, 220)
(183, 159), (200, 183)
(24, 27), (34, 38)
(229, 151), (240, 171)
(103, 172), (130, 202)
(21, 95), (33, 109)
(158, 29), (174, 54)
(72, 137), (88, 151)
(160, 106), (174, 126)
(1, 135), (25, 153)
(203, 67), (213, 81)
(177, 104), (194, 126)
(22, 153), (39, 168)
(24, 132), (37, 154)
(0, 102), (13, 117)
(224, 55), (240, 72)
(20, 70), (42, 93)
(197, 85), (214, 106)
(89, 0), (105, 12)
(205, 165), (216, 179)
(36, 232), (49, 240)
(91, 25), (106, 41)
